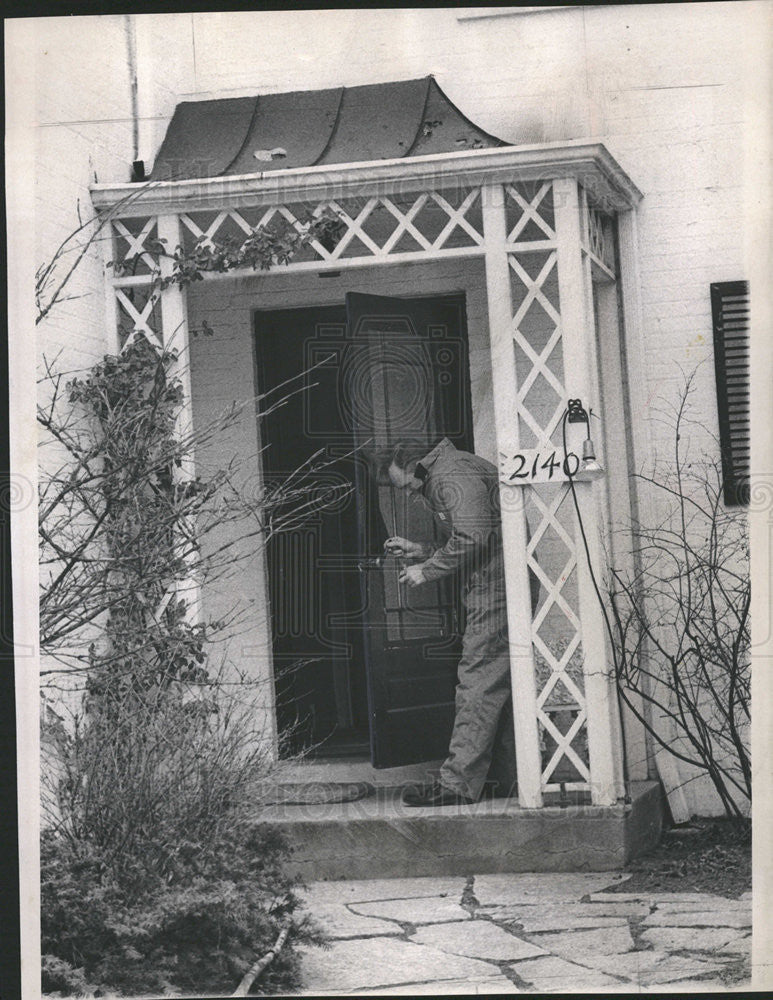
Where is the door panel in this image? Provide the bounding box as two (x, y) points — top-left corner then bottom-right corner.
(256, 307), (371, 755)
(345, 292), (474, 768)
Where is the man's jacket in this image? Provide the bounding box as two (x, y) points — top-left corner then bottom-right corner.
(415, 438), (503, 583)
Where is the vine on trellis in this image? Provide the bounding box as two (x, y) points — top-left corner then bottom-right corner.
(109, 208), (346, 292)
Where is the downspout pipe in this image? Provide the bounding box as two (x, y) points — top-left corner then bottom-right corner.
(124, 15), (144, 181)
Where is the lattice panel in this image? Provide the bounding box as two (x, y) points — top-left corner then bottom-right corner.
(505, 182), (556, 245)
(581, 190), (616, 277)
(110, 216), (161, 276)
(115, 285), (162, 349)
(509, 249), (565, 453)
(173, 188), (484, 268)
(525, 484), (590, 789)
(504, 181), (591, 792)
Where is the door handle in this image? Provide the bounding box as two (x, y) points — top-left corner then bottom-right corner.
(357, 556), (385, 572)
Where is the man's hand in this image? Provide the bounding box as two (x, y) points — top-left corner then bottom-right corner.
(384, 536), (424, 560)
(398, 564), (426, 588)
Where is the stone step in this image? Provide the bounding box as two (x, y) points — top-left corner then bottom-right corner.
(272, 757), (445, 787)
(252, 779), (663, 881)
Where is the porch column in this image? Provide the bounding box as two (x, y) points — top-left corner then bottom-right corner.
(553, 178), (623, 805)
(482, 183), (544, 808)
(156, 213), (202, 625)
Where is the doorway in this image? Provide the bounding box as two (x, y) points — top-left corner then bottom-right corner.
(254, 293), (474, 761)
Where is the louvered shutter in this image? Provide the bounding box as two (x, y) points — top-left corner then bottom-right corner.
(711, 281), (750, 506)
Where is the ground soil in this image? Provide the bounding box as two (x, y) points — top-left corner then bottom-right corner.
(610, 817), (751, 898)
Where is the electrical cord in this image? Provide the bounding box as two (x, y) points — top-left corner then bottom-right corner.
(561, 407), (632, 805)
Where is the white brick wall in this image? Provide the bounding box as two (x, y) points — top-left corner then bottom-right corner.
(31, 16), (135, 379)
(24, 16), (142, 710)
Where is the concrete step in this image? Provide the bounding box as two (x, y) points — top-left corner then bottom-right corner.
(253, 780), (663, 881)
(273, 757), (445, 787)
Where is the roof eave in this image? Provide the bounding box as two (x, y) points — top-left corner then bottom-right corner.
(91, 141), (643, 217)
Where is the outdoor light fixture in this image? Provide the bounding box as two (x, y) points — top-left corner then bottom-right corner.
(578, 436), (603, 478)
(566, 398), (604, 479)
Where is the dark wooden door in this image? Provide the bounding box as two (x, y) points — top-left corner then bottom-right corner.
(255, 306), (371, 756)
(345, 292), (474, 767)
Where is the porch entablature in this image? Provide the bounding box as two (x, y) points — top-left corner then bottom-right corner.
(91, 141), (642, 219)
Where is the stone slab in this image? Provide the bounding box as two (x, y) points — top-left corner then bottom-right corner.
(640, 981), (733, 993)
(528, 924), (636, 960)
(571, 900), (651, 917)
(302, 901), (402, 938)
(353, 977), (523, 995)
(585, 950), (727, 985)
(510, 955), (621, 992)
(302, 876), (465, 906)
(643, 908), (751, 928)
(503, 914), (628, 932)
(637, 954), (728, 984)
(651, 898), (752, 911)
(412, 920), (547, 960)
(481, 900), (649, 930)
(298, 937), (497, 992)
(590, 891), (746, 905)
(641, 925), (739, 952)
(717, 933), (752, 954)
(351, 895), (471, 925)
(483, 900), (648, 918)
(577, 949), (675, 979)
(472, 872), (630, 905)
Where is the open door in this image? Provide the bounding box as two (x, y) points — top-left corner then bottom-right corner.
(345, 292), (473, 768)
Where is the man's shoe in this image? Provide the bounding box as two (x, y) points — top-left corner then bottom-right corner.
(401, 779), (476, 807)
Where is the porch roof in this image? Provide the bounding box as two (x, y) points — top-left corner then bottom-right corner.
(149, 76), (505, 181)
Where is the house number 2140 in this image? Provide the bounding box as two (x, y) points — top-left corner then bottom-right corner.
(499, 449), (580, 485)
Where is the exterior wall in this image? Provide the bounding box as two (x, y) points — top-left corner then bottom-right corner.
(29, 16), (135, 373)
(20, 16), (137, 713)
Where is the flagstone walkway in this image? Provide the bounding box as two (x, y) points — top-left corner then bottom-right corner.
(295, 872), (752, 994)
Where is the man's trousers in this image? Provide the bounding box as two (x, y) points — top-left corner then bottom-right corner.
(438, 551), (517, 801)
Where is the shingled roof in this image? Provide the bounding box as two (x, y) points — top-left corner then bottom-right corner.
(150, 76), (506, 181)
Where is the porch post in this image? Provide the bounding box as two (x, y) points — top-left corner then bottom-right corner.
(553, 178), (623, 805)
(100, 215), (122, 356)
(481, 183), (544, 809)
(156, 212), (202, 625)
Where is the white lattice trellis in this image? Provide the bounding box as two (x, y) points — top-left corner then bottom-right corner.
(509, 252), (565, 454)
(488, 179), (610, 799)
(108, 190), (487, 286)
(505, 181), (556, 246)
(581, 188), (616, 280)
(528, 487), (590, 788)
(114, 287), (162, 348)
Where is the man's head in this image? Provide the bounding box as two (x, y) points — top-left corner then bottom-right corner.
(387, 439), (432, 492)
